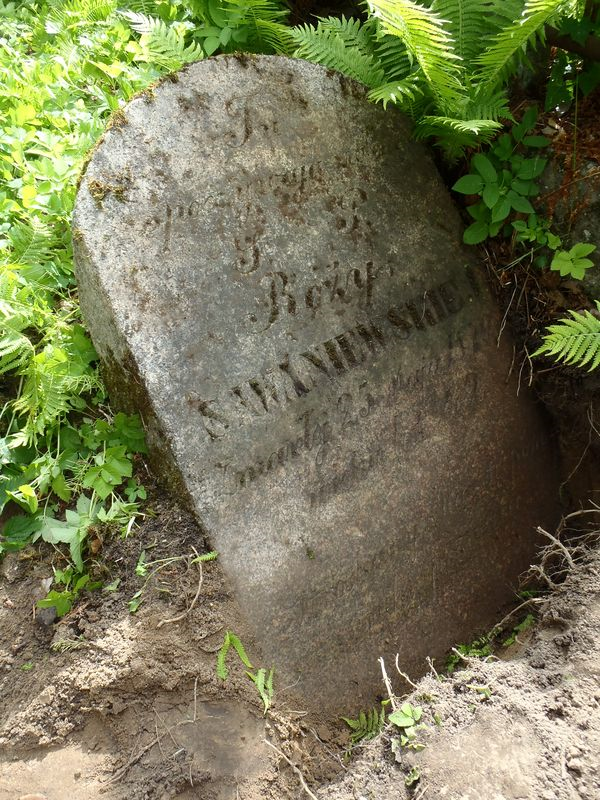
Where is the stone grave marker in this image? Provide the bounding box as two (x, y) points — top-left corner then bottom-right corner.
(74, 56), (559, 711)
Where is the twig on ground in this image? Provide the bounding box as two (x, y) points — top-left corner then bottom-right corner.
(492, 597), (545, 635)
(395, 655), (419, 690)
(379, 657), (399, 712)
(154, 707), (180, 750)
(536, 526), (576, 570)
(157, 550), (204, 628)
(426, 656), (440, 680)
(104, 735), (161, 785)
(263, 738), (319, 800)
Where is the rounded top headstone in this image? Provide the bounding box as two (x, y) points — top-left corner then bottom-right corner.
(74, 56), (558, 711)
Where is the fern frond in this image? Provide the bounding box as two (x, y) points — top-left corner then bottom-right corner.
(342, 702), (388, 746)
(291, 19), (385, 88)
(224, 0), (291, 52)
(0, 324), (34, 375)
(7, 220), (55, 267)
(368, 74), (423, 108)
(366, 0), (462, 109)
(122, 13), (203, 69)
(533, 303), (600, 371)
(254, 19), (296, 54)
(374, 33), (412, 82)
(431, 0), (524, 61)
(45, 0), (118, 32)
(416, 115), (502, 136)
(462, 84), (511, 122)
(476, 0), (566, 88)
(415, 114), (502, 158)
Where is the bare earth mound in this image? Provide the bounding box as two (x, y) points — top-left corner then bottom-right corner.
(0, 495), (598, 799)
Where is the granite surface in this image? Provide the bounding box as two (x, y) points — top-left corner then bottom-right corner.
(74, 56), (560, 711)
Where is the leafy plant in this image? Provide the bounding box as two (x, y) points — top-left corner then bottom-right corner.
(550, 243), (597, 279)
(389, 701), (426, 751)
(503, 613), (536, 646)
(533, 301), (600, 370)
(186, 0), (293, 55)
(342, 700), (390, 747)
(291, 1), (583, 157)
(37, 565), (100, 617)
(216, 630), (274, 713)
(452, 106), (548, 243)
(446, 633), (493, 674)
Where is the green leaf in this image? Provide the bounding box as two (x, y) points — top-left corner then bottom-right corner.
(1, 514), (43, 552)
(511, 178), (534, 196)
(37, 590), (73, 618)
(452, 174), (483, 194)
(388, 710), (415, 728)
(491, 197), (511, 223)
(508, 192), (534, 214)
(204, 36), (220, 55)
(51, 473), (72, 502)
(517, 158), (547, 180)
(523, 135), (550, 148)
(569, 243), (596, 259)
(463, 220), (489, 244)
(471, 154), (497, 183)
(482, 183), (500, 209)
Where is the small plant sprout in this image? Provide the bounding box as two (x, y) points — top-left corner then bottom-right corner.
(466, 683), (493, 701)
(217, 631), (274, 714)
(388, 702), (426, 751)
(550, 243), (597, 280)
(342, 700), (390, 748)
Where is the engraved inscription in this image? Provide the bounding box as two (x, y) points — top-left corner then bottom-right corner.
(189, 272), (477, 443)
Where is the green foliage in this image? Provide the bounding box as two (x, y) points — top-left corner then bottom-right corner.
(452, 106), (548, 243)
(533, 301), (600, 371)
(503, 613), (535, 646)
(216, 629), (253, 679)
(217, 630), (274, 713)
(0, 0), (289, 610)
(389, 701), (426, 751)
(291, 0), (581, 156)
(550, 243), (597, 279)
(446, 633), (493, 673)
(342, 700), (390, 747)
(186, 0), (292, 55)
(37, 565), (100, 617)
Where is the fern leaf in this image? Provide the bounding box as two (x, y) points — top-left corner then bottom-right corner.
(8, 220), (55, 267)
(476, 0), (566, 88)
(228, 631), (253, 669)
(416, 115), (502, 136)
(374, 33), (412, 82)
(291, 19), (385, 88)
(431, 0), (523, 61)
(366, 0), (462, 109)
(224, 0), (291, 53)
(533, 303), (600, 371)
(368, 75), (423, 107)
(122, 13), (203, 69)
(216, 631), (231, 680)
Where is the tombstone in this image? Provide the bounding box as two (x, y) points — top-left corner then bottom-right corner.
(73, 56), (559, 711)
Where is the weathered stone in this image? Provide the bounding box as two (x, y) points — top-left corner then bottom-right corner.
(74, 56), (559, 711)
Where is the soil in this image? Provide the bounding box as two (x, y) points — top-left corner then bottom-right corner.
(0, 488), (599, 800)
(0, 494), (347, 800)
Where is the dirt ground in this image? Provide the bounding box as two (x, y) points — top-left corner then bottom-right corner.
(0, 488), (598, 800)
